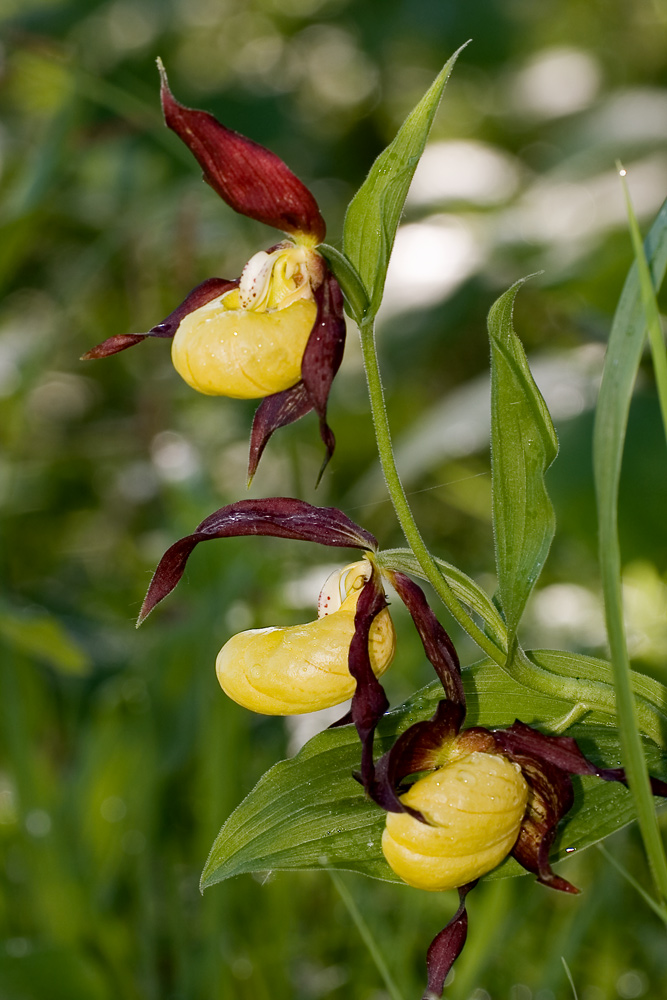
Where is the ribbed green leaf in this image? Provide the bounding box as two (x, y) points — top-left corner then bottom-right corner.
(342, 42), (469, 320)
(377, 547), (508, 653)
(201, 652), (667, 890)
(489, 277), (558, 636)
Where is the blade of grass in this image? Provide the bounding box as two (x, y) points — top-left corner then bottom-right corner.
(617, 164), (667, 447)
(327, 869), (405, 1000)
(597, 843), (667, 923)
(561, 957), (579, 1000)
(593, 198), (667, 902)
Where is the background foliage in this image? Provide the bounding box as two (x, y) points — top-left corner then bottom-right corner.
(1, 1), (667, 998)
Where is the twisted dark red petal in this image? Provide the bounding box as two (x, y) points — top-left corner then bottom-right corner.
(348, 570), (390, 794)
(248, 382), (313, 483)
(138, 498), (377, 623)
(504, 749), (579, 894)
(496, 720), (667, 796)
(248, 272), (346, 483)
(81, 278), (236, 359)
(159, 64), (326, 241)
(388, 571), (465, 711)
(373, 700), (465, 819)
(424, 882), (477, 1000)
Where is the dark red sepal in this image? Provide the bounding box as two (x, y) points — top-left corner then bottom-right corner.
(138, 498), (377, 624)
(159, 62), (326, 242)
(82, 278), (236, 360)
(348, 570), (390, 795)
(81, 334), (149, 360)
(424, 881), (477, 1000)
(248, 382), (313, 483)
(248, 272), (346, 483)
(388, 571), (465, 711)
(496, 720), (667, 797)
(302, 274), (346, 481)
(498, 744), (579, 894)
(373, 700), (466, 819)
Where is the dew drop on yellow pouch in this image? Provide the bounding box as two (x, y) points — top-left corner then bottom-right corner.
(382, 751), (528, 891)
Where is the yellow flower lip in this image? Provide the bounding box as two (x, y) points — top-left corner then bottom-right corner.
(382, 751), (528, 891)
(171, 243), (323, 399)
(215, 559), (395, 715)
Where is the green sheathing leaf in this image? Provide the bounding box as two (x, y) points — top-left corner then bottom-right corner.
(201, 652), (666, 890)
(488, 278), (558, 637)
(342, 42), (469, 319)
(593, 198), (667, 899)
(377, 547), (508, 654)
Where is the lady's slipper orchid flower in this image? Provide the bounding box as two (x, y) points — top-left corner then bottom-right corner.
(368, 594), (667, 1000)
(216, 559), (395, 715)
(82, 63), (345, 481)
(137, 498), (459, 790)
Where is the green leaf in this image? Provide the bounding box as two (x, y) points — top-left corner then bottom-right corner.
(317, 243), (369, 325)
(200, 651), (666, 890)
(593, 197), (667, 899)
(0, 606), (91, 676)
(488, 277), (558, 637)
(342, 42), (469, 320)
(377, 547), (508, 654)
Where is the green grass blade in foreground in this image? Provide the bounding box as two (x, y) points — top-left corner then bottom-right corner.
(342, 41), (469, 320)
(328, 870), (406, 1000)
(593, 198), (667, 901)
(618, 169), (667, 447)
(488, 277), (558, 638)
(200, 652), (667, 890)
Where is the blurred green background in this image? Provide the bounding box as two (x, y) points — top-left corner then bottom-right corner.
(1, 0), (667, 997)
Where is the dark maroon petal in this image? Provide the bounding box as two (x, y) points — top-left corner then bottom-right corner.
(82, 278), (236, 360)
(81, 334), (149, 360)
(148, 277), (238, 338)
(388, 571), (465, 712)
(373, 700), (466, 819)
(503, 749), (579, 894)
(301, 273), (346, 480)
(328, 709), (353, 729)
(424, 882), (477, 1000)
(348, 570), (390, 794)
(248, 381), (313, 483)
(247, 271), (346, 483)
(159, 63), (325, 241)
(495, 720), (667, 797)
(138, 498), (378, 623)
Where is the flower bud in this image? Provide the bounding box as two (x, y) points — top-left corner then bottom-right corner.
(382, 751), (528, 891)
(216, 560), (395, 714)
(171, 243), (322, 398)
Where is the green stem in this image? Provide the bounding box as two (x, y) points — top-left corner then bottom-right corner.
(327, 869), (405, 1000)
(358, 318), (500, 663)
(358, 318), (648, 730)
(548, 704), (590, 734)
